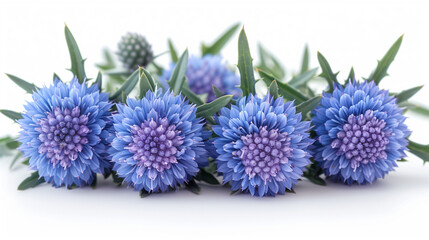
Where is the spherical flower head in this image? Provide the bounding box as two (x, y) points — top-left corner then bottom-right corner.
(312, 81), (410, 184)
(18, 78), (113, 187)
(117, 32), (154, 72)
(159, 55), (241, 102)
(109, 89), (209, 193)
(213, 94), (313, 196)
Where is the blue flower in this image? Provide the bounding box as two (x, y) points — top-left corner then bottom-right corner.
(312, 81), (410, 184)
(160, 55), (241, 102)
(109, 89), (208, 193)
(18, 79), (113, 187)
(213, 94), (313, 196)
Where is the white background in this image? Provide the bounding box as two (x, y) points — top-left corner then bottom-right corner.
(1, 0), (429, 239)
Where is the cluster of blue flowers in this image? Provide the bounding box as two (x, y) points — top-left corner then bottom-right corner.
(6, 26), (420, 197)
(16, 75), (410, 196)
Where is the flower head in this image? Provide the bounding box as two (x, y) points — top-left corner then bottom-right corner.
(213, 94), (313, 196)
(312, 81), (410, 184)
(117, 32), (153, 71)
(160, 55), (241, 102)
(109, 89), (208, 193)
(18, 79), (113, 187)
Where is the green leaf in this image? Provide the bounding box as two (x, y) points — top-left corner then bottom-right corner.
(109, 69), (139, 101)
(257, 69), (308, 103)
(395, 85), (423, 103)
(202, 23), (240, 55)
(257, 44), (285, 80)
(168, 49), (188, 95)
(196, 95), (232, 119)
(181, 86), (204, 106)
(5, 73), (38, 94)
(268, 80), (279, 99)
(196, 168), (220, 185)
(139, 67), (156, 98)
(300, 45), (309, 74)
(111, 171), (124, 186)
(237, 28), (256, 96)
(9, 152), (23, 170)
(408, 140), (429, 163)
(93, 71), (102, 89)
(213, 85), (225, 98)
(303, 163), (326, 186)
(0, 109), (22, 121)
(296, 95), (321, 116)
(139, 189), (151, 198)
(96, 48), (116, 70)
(65, 25), (86, 83)
(184, 179), (201, 194)
(168, 39), (179, 63)
(317, 52), (338, 92)
(91, 176), (97, 189)
(347, 67), (355, 82)
(288, 68), (318, 88)
(6, 140), (20, 149)
(367, 35), (403, 85)
(18, 171), (45, 190)
(53, 73), (62, 82)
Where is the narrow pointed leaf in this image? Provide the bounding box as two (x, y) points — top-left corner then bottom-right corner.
(213, 85), (225, 98)
(181, 86), (204, 106)
(288, 68), (318, 88)
(5, 73), (38, 94)
(257, 44), (285, 80)
(368, 35), (403, 85)
(93, 71), (102, 89)
(0, 109), (22, 121)
(296, 95), (321, 116)
(65, 25), (86, 83)
(168, 39), (179, 63)
(348, 67), (355, 81)
(53, 73), (62, 82)
(257, 69), (308, 103)
(196, 168), (220, 185)
(185, 179), (201, 194)
(268, 80), (279, 99)
(408, 140), (429, 163)
(139, 67), (156, 98)
(196, 95), (232, 119)
(9, 152), (23, 170)
(168, 49), (188, 95)
(18, 171), (45, 190)
(317, 52), (338, 92)
(202, 23), (240, 56)
(96, 48), (116, 70)
(395, 85), (423, 103)
(237, 28), (256, 96)
(300, 45), (309, 74)
(109, 69), (139, 101)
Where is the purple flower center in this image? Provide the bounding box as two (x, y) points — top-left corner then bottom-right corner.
(331, 110), (390, 170)
(234, 126), (293, 182)
(37, 107), (89, 168)
(126, 118), (183, 173)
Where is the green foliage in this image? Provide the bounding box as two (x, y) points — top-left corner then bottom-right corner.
(394, 85), (423, 103)
(288, 68), (318, 88)
(367, 35), (403, 85)
(184, 179), (201, 194)
(195, 168), (220, 185)
(168, 49), (188, 95)
(138, 67), (156, 98)
(5, 74), (38, 94)
(257, 44), (285, 80)
(317, 52), (338, 92)
(65, 25), (86, 83)
(268, 80), (279, 99)
(201, 23), (240, 56)
(237, 28), (256, 96)
(196, 95), (233, 119)
(296, 95), (322, 117)
(93, 71), (103, 89)
(300, 45), (310, 74)
(303, 163), (326, 186)
(408, 140), (429, 164)
(168, 39), (179, 63)
(0, 109), (22, 122)
(18, 171), (45, 190)
(109, 69), (140, 101)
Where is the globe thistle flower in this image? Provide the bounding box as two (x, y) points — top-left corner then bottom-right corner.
(18, 78), (113, 187)
(312, 81), (410, 184)
(160, 55), (241, 102)
(117, 32), (154, 72)
(109, 89), (208, 193)
(213, 94), (313, 197)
